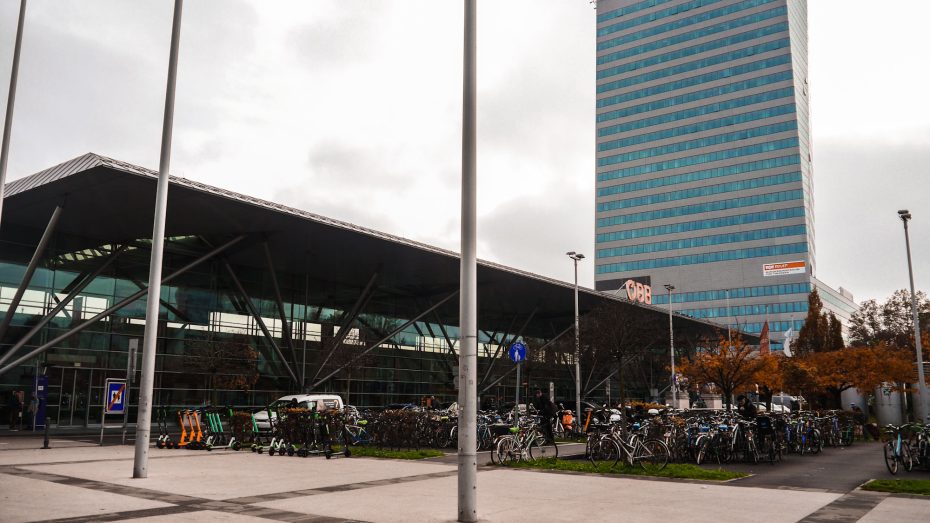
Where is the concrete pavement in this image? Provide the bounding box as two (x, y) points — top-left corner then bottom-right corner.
(0, 436), (926, 522)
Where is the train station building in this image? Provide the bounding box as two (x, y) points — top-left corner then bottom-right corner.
(0, 153), (749, 426)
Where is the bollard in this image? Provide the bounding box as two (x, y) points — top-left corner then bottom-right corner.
(41, 399), (50, 449)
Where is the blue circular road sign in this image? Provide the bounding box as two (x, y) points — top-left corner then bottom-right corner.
(509, 342), (527, 363)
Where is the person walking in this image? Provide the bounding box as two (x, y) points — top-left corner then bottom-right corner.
(8, 390), (23, 430)
(736, 395), (757, 419)
(532, 389), (556, 444)
(851, 404), (873, 441)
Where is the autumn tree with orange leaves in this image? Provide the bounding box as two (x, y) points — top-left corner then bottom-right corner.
(802, 344), (914, 407)
(678, 336), (780, 410)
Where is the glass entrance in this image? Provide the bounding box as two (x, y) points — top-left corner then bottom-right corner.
(52, 367), (94, 426)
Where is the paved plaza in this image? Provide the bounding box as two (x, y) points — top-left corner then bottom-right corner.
(1, 436), (928, 522)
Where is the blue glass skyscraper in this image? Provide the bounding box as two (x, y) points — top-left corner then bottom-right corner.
(594, 0), (856, 345)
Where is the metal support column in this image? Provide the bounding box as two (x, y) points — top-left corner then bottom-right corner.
(0, 244), (126, 368)
(263, 242), (299, 369)
(478, 308), (537, 389)
(584, 369), (618, 398)
(221, 260), (299, 386)
(311, 272), (378, 383)
(0, 0), (27, 227)
(0, 205), (62, 342)
(128, 277), (192, 323)
(0, 235), (244, 377)
(311, 291), (459, 389)
(480, 325), (572, 394)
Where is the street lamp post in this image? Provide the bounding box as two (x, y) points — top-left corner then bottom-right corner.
(664, 284), (677, 407)
(898, 210), (928, 421)
(567, 252), (584, 434)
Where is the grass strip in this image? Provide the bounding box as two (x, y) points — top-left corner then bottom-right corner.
(862, 479), (930, 496)
(502, 457), (746, 481)
(339, 446), (445, 460)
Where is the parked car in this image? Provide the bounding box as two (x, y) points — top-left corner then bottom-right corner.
(754, 402), (791, 414)
(253, 394), (344, 430)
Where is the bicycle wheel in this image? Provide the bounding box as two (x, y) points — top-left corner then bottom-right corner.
(695, 439), (708, 465)
(637, 439), (670, 473)
(903, 442), (914, 472)
(746, 436), (759, 464)
(529, 436), (558, 461)
(765, 435), (776, 464)
(496, 436), (519, 463)
(810, 430), (822, 455)
(489, 436), (502, 465)
(588, 438), (620, 471)
(884, 441), (899, 475)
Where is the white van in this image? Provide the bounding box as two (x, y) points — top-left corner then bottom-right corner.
(253, 394), (344, 430)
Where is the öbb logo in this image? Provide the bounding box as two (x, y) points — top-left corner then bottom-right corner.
(624, 280), (652, 305)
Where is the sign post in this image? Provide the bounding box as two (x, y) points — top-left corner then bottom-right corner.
(509, 341), (526, 427)
(100, 379), (127, 445)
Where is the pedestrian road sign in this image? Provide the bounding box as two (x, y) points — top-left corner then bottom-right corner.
(104, 379), (127, 414)
(509, 342), (527, 363)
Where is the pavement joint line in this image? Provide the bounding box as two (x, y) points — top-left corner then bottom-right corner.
(797, 489), (889, 523)
(1, 464), (207, 505)
(0, 448), (245, 465)
(222, 468), (461, 504)
(31, 504), (199, 523)
(489, 463), (740, 487)
(2, 463), (367, 522)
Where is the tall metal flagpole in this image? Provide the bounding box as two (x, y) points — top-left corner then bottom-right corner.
(457, 0), (478, 520)
(899, 210), (928, 421)
(665, 284), (676, 406)
(0, 0), (27, 227)
(133, 0), (183, 479)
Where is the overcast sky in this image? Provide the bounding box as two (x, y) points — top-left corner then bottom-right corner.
(1, 0), (928, 304)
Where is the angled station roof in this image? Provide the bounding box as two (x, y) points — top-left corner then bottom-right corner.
(1, 153), (755, 343)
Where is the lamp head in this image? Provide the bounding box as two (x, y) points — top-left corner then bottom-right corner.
(566, 251), (576, 256)
(577, 254), (585, 260)
(664, 284), (675, 291)
(898, 210), (912, 221)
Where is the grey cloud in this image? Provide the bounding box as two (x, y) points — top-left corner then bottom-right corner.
(1, 12), (166, 177)
(285, 2), (387, 69)
(812, 136), (930, 302)
(478, 180), (594, 287)
(0, 0), (261, 179)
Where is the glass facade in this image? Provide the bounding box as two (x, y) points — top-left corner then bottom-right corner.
(0, 238), (578, 423)
(597, 138), (800, 182)
(597, 189), (803, 227)
(597, 37), (791, 94)
(597, 224), (806, 258)
(599, 86), (795, 136)
(596, 242), (808, 273)
(597, 171), (802, 212)
(596, 57), (793, 112)
(594, 0), (823, 345)
(651, 282), (812, 304)
(597, 155), (800, 197)
(596, 206), (806, 242)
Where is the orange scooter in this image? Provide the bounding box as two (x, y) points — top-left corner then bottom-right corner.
(176, 410), (206, 450)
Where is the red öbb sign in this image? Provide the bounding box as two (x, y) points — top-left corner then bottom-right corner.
(624, 280), (652, 305)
